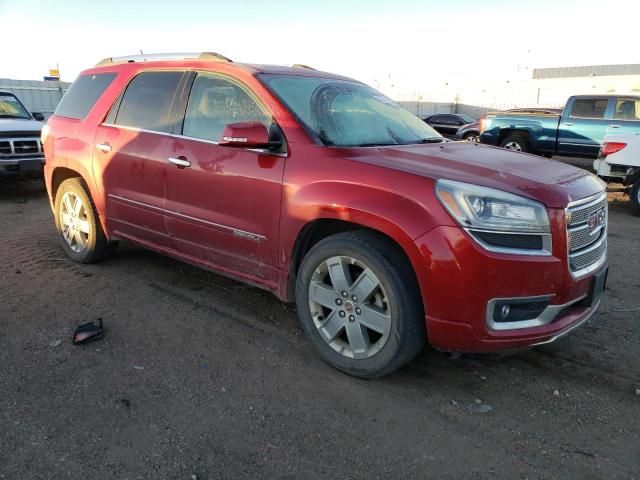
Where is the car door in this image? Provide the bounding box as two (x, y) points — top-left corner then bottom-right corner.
(431, 115), (463, 138)
(164, 71), (286, 281)
(93, 70), (185, 247)
(608, 98), (640, 136)
(557, 97), (612, 156)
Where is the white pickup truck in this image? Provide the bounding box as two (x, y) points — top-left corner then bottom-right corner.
(0, 91), (45, 176)
(594, 133), (640, 214)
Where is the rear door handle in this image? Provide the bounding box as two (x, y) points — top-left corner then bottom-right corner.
(609, 124), (620, 128)
(168, 157), (191, 168)
(96, 142), (112, 152)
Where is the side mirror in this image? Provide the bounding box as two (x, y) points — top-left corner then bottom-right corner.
(32, 112), (45, 121)
(219, 121), (280, 149)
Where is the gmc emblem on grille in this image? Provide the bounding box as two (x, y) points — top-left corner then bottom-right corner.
(588, 208), (606, 234)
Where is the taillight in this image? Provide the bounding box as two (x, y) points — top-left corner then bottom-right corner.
(479, 116), (491, 133)
(599, 141), (626, 158)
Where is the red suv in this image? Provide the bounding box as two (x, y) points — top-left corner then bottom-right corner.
(42, 52), (608, 378)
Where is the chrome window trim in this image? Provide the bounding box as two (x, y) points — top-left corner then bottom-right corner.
(99, 123), (287, 157)
(465, 228), (552, 256)
(486, 294), (586, 331)
(107, 193), (266, 242)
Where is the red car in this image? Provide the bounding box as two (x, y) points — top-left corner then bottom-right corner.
(42, 52), (608, 378)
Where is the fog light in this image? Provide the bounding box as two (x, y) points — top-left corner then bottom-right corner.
(493, 299), (550, 323)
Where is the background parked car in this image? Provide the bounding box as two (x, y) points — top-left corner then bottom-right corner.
(594, 132), (640, 214)
(480, 95), (640, 157)
(452, 108), (563, 144)
(422, 113), (478, 141)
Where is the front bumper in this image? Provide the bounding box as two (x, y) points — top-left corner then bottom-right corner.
(414, 225), (606, 352)
(0, 157), (45, 176)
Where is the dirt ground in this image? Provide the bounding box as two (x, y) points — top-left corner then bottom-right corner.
(1, 166), (639, 479)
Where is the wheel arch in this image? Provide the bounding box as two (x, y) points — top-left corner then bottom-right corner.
(50, 166), (109, 238)
(279, 182), (439, 311)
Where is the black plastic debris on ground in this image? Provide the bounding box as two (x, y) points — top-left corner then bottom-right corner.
(72, 318), (104, 345)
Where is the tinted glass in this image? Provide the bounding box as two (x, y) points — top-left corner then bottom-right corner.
(259, 74), (440, 147)
(569, 99), (608, 119)
(0, 93), (31, 119)
(614, 99), (640, 121)
(55, 73), (116, 119)
(183, 73), (270, 142)
(115, 71), (183, 132)
(457, 113), (476, 124)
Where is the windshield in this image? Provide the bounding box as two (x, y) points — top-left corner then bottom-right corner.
(259, 75), (442, 147)
(457, 113), (476, 124)
(0, 93), (31, 119)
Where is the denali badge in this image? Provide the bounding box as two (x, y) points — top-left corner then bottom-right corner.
(588, 207), (606, 234)
(233, 229), (263, 242)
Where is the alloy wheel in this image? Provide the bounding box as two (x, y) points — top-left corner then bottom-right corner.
(308, 255), (392, 359)
(59, 191), (91, 253)
(503, 141), (522, 151)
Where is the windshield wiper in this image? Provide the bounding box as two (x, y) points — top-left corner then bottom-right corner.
(0, 114), (30, 119)
(412, 137), (445, 144)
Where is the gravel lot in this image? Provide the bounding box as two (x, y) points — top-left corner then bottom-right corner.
(1, 164), (639, 479)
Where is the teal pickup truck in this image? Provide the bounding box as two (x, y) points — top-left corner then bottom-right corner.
(480, 95), (640, 158)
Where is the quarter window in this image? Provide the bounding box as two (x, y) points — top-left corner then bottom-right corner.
(569, 99), (608, 119)
(55, 73), (116, 120)
(114, 71), (183, 133)
(182, 73), (269, 142)
(614, 99), (640, 121)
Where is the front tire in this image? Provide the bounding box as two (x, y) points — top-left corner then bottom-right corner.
(463, 132), (480, 143)
(295, 231), (425, 378)
(54, 178), (117, 263)
(499, 135), (529, 153)
(630, 179), (640, 216)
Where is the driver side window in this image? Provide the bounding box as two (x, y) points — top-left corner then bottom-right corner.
(182, 73), (270, 142)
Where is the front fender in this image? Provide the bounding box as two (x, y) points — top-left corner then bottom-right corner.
(280, 180), (450, 308)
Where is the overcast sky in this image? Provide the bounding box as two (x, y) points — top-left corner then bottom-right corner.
(2, 0), (638, 99)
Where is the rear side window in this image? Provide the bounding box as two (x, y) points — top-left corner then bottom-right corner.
(55, 73), (116, 119)
(114, 71), (183, 133)
(614, 99), (640, 121)
(569, 98), (608, 119)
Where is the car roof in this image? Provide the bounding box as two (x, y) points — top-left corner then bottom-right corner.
(84, 54), (358, 82)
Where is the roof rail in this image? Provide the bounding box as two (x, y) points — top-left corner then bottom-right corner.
(95, 52), (232, 67)
(291, 64), (316, 70)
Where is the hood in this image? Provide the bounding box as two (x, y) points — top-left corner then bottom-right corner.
(344, 142), (604, 208)
(0, 118), (43, 135)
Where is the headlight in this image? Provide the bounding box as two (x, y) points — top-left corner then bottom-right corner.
(436, 179), (552, 255)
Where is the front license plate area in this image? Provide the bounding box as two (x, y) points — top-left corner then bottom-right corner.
(585, 266), (608, 307)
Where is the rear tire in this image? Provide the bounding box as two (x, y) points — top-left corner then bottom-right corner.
(499, 135), (530, 153)
(630, 179), (640, 216)
(54, 178), (117, 263)
(295, 231), (425, 378)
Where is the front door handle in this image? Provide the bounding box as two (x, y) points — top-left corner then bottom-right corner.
(564, 122), (574, 127)
(96, 142), (112, 152)
(609, 124), (620, 128)
(168, 156), (191, 168)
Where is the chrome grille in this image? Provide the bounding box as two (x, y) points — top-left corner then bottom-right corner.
(0, 137), (43, 157)
(566, 192), (608, 277)
(570, 239), (607, 272)
(568, 224), (602, 251)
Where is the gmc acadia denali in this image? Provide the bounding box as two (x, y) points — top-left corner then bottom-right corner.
(42, 53), (609, 378)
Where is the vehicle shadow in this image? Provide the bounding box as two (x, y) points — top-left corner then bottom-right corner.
(0, 176), (47, 202)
